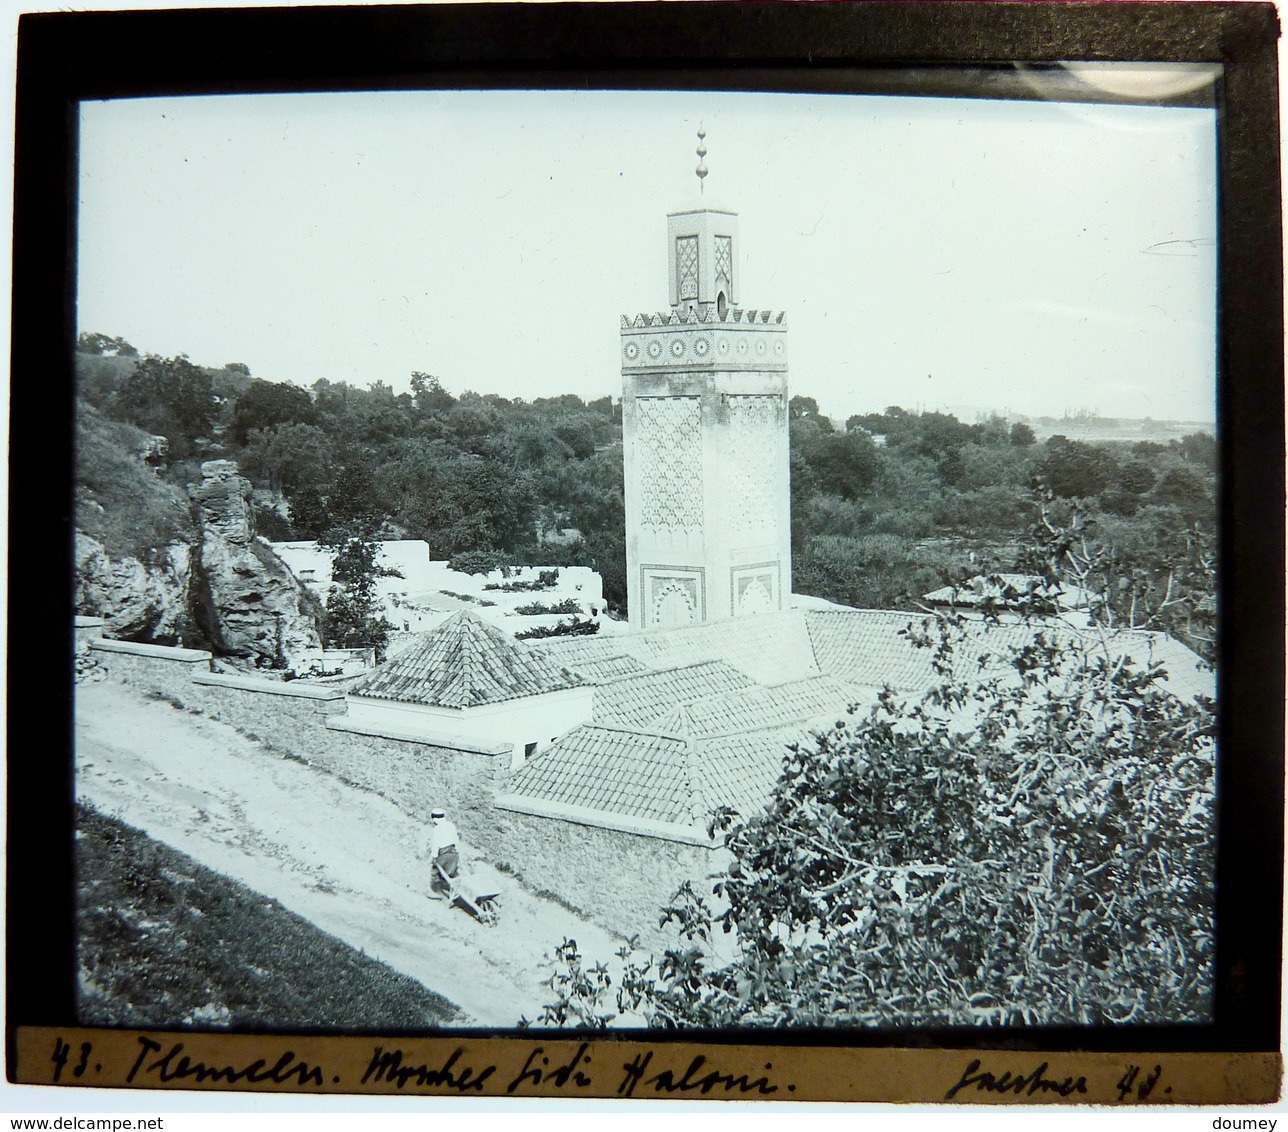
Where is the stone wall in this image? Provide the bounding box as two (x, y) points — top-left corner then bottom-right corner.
(484, 807), (726, 949)
(89, 639), (214, 702)
(83, 636), (712, 947)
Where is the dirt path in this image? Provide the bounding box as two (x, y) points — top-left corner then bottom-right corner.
(74, 680), (624, 1027)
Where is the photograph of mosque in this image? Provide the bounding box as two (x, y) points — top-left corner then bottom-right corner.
(71, 76), (1219, 1031)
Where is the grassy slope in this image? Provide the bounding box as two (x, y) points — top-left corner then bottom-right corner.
(76, 803), (461, 1030)
(75, 401), (198, 561)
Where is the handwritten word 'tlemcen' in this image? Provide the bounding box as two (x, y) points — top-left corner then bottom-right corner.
(125, 1037), (324, 1087)
(618, 1050), (784, 1097)
(361, 1046), (495, 1092)
(945, 1058), (1088, 1101)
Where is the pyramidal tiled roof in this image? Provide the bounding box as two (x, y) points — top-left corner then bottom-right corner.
(504, 724), (700, 825)
(345, 610), (584, 708)
(503, 720), (808, 828)
(592, 660), (754, 729)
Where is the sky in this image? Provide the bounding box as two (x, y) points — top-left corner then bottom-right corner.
(77, 78), (1219, 424)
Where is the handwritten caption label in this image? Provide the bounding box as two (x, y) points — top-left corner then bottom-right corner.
(18, 1029), (1278, 1103)
(41, 1033), (794, 1098)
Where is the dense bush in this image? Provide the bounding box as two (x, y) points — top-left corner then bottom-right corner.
(514, 616), (599, 640)
(528, 511), (1215, 1029)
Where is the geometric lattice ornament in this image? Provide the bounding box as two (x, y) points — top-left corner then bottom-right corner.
(715, 235), (733, 290)
(637, 396), (704, 532)
(676, 236), (699, 302)
(727, 394), (781, 543)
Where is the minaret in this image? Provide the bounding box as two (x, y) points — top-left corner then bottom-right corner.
(620, 130), (791, 631)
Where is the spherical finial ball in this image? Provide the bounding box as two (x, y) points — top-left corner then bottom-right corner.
(696, 163), (708, 180)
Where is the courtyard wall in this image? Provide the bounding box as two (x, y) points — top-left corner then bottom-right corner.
(84, 637), (702, 947)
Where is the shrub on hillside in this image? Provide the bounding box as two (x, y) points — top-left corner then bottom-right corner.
(75, 403), (197, 560)
(448, 548), (513, 575)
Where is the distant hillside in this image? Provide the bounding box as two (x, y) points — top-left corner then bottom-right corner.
(1026, 417), (1215, 444)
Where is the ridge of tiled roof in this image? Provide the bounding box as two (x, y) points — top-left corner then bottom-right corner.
(651, 675), (857, 740)
(649, 700), (699, 741)
(533, 610), (818, 685)
(804, 607), (1213, 702)
(564, 654), (649, 682)
(592, 659), (754, 728)
(345, 610), (584, 708)
(503, 719), (808, 830)
(504, 724), (695, 824)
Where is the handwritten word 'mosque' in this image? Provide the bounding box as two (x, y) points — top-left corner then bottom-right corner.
(361, 1046), (495, 1092)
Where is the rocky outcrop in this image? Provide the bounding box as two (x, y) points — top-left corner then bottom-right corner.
(74, 533), (192, 642)
(188, 461), (320, 665)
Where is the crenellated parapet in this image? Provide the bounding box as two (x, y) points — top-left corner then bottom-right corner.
(620, 308), (787, 372)
(621, 309), (786, 328)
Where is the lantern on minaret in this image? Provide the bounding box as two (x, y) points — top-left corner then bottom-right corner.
(620, 130), (791, 631)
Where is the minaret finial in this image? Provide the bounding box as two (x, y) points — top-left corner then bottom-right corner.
(695, 127), (708, 195)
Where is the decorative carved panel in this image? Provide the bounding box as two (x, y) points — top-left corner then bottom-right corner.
(727, 395), (782, 543)
(637, 396), (703, 533)
(651, 576), (700, 628)
(737, 575), (774, 615)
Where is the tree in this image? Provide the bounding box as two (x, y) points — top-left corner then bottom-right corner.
(317, 526), (402, 661)
(789, 395), (833, 432)
(110, 353), (217, 456)
(530, 503), (1215, 1029)
(410, 371), (456, 415)
(1009, 421), (1037, 447)
(238, 422), (335, 497)
(1035, 436), (1115, 499)
(800, 429), (880, 502)
(229, 379), (316, 446)
(78, 331), (138, 357)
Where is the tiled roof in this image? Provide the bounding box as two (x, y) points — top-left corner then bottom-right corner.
(504, 724), (701, 825)
(695, 727), (815, 819)
(533, 610), (819, 686)
(805, 609), (942, 690)
(592, 660), (754, 728)
(504, 721), (810, 828)
(565, 654), (649, 682)
(506, 609), (1212, 836)
(1102, 630), (1215, 702)
(526, 633), (634, 668)
(345, 610), (584, 708)
(649, 675), (857, 739)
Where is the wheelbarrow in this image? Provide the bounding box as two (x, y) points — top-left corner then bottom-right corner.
(435, 861), (501, 925)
